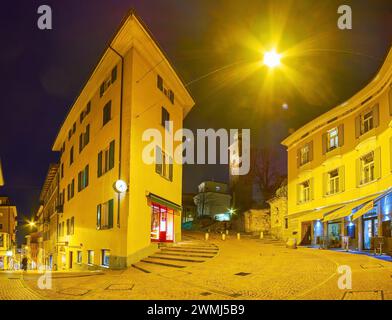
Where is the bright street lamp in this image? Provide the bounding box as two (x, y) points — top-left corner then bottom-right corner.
(263, 49), (281, 68)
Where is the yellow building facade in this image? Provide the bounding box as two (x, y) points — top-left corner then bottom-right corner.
(282, 47), (392, 252)
(50, 12), (194, 270)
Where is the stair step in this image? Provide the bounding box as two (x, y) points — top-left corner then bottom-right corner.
(149, 255), (205, 263)
(157, 251), (215, 258)
(140, 258), (186, 268)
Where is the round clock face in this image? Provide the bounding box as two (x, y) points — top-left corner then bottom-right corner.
(114, 180), (127, 193)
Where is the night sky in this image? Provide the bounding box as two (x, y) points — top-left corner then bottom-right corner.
(0, 1), (391, 242)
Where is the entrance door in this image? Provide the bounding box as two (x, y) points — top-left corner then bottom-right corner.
(363, 218), (378, 250)
(69, 251), (73, 269)
(151, 203), (174, 242)
(301, 222), (312, 245)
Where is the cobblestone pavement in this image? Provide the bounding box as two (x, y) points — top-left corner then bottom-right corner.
(2, 232), (392, 300)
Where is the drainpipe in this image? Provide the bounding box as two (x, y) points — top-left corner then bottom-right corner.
(109, 45), (124, 229)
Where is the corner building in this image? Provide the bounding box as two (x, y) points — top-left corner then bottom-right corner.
(52, 12), (195, 270)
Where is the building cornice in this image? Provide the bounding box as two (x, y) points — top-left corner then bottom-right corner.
(282, 47), (392, 150)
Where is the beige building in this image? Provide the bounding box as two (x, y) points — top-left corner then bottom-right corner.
(282, 47), (392, 252)
(268, 182), (288, 241)
(0, 197), (18, 270)
(45, 11), (194, 270)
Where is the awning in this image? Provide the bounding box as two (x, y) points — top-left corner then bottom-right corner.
(323, 194), (380, 222)
(298, 204), (344, 222)
(146, 193), (182, 211)
(352, 188), (392, 220)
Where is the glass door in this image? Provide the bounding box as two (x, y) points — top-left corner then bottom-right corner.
(363, 218), (378, 250)
(151, 203), (174, 242)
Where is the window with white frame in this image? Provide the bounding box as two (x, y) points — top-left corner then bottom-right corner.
(362, 111), (374, 134)
(97, 199), (114, 230)
(327, 127), (339, 151)
(155, 146), (173, 181)
(360, 152), (375, 184)
(77, 251), (82, 264)
(101, 249), (110, 267)
(298, 180), (311, 203)
(300, 145), (310, 166)
(328, 169), (340, 195)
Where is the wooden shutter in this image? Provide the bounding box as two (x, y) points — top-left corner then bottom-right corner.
(108, 199), (114, 228)
(97, 151), (103, 177)
(338, 124), (344, 147)
(356, 158), (361, 187)
(78, 171), (82, 192)
(373, 104), (380, 128)
(297, 148), (301, 168)
(156, 146), (163, 174)
(111, 66), (117, 83)
(339, 166), (345, 192)
(296, 183), (301, 204)
(310, 178), (315, 200)
(79, 134), (83, 153)
(96, 204), (101, 229)
(109, 141), (115, 170)
(322, 133), (328, 155)
(355, 115), (361, 138)
(169, 157), (173, 181)
(308, 141), (314, 162)
(85, 125), (90, 145)
(374, 147), (381, 180)
(322, 172), (328, 196)
(85, 165), (89, 187)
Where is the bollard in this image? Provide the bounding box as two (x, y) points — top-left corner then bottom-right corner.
(260, 231), (264, 239)
(205, 233), (209, 241)
(226, 230), (229, 235)
(237, 233), (241, 240)
(222, 233), (226, 241)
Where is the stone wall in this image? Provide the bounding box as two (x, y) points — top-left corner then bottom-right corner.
(244, 209), (270, 233)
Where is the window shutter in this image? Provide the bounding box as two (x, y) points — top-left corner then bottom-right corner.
(308, 141), (314, 162)
(339, 166), (345, 192)
(111, 66), (117, 83)
(157, 75), (163, 91)
(310, 178), (315, 200)
(85, 125), (90, 145)
(297, 148), (301, 168)
(169, 159), (173, 181)
(338, 124), (344, 147)
(156, 146), (163, 174)
(296, 183), (301, 204)
(373, 104), (380, 128)
(108, 199), (114, 228)
(109, 140), (115, 170)
(96, 204), (101, 229)
(322, 172), (328, 196)
(79, 134), (83, 153)
(356, 158), (361, 187)
(85, 165), (89, 187)
(355, 115), (361, 138)
(322, 133), (327, 155)
(78, 172), (82, 192)
(97, 151), (103, 177)
(374, 147), (381, 180)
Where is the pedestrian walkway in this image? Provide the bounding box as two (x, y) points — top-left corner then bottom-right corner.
(0, 275), (43, 300)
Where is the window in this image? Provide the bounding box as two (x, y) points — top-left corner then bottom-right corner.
(70, 146), (74, 166)
(101, 250), (110, 267)
(157, 75), (163, 91)
(60, 142), (66, 155)
(161, 107), (170, 128)
(67, 179), (75, 201)
(103, 101), (112, 126)
(327, 128), (338, 151)
(284, 218), (288, 229)
(88, 250), (94, 265)
(80, 101), (91, 123)
(97, 199), (114, 230)
(155, 146), (173, 181)
(298, 142), (313, 167)
(328, 169), (340, 195)
(100, 66), (117, 97)
(71, 217), (74, 235)
(0, 224), (3, 230)
(78, 165), (89, 192)
(347, 224), (356, 239)
(66, 219), (70, 235)
(298, 180), (312, 204)
(356, 105), (379, 137)
(97, 141), (115, 177)
(359, 152), (375, 185)
(79, 124), (90, 153)
(60, 163), (64, 179)
(77, 251), (82, 264)
(72, 122), (76, 134)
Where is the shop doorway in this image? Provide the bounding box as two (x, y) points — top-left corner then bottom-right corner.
(69, 251), (73, 269)
(301, 222), (312, 245)
(363, 217), (378, 250)
(327, 222), (342, 248)
(151, 203), (174, 242)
